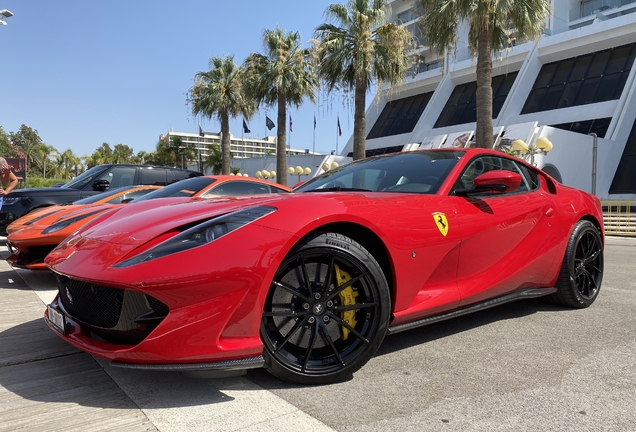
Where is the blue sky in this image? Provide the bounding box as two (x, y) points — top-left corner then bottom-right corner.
(1, 1), (358, 159)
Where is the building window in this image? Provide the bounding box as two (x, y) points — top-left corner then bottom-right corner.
(610, 117), (636, 194)
(434, 71), (518, 128)
(550, 117), (612, 138)
(347, 145), (405, 158)
(367, 92), (434, 139)
(522, 43), (636, 114)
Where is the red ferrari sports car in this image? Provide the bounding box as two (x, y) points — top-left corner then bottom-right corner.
(44, 148), (604, 384)
(7, 176), (290, 270)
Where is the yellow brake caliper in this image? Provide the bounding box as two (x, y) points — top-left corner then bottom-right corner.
(334, 263), (358, 340)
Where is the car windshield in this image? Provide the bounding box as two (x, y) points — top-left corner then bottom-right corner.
(61, 165), (107, 190)
(132, 177), (217, 202)
(294, 151), (462, 194)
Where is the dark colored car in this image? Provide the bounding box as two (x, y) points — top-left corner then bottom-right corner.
(0, 164), (202, 235)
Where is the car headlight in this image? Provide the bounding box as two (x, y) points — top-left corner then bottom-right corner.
(114, 206), (276, 268)
(42, 209), (110, 234)
(2, 197), (21, 206)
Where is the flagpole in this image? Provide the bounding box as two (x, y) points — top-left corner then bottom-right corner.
(312, 112), (316, 155)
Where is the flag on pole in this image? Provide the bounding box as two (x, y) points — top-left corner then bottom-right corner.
(198, 125), (204, 137)
(266, 116), (275, 130)
(290, 116), (293, 132)
(242, 119), (251, 133)
(314, 114), (316, 129)
(337, 115), (342, 136)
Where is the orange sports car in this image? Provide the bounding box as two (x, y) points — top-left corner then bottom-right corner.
(5, 184), (162, 235)
(6, 176), (290, 269)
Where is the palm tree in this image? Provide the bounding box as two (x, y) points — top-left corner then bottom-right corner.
(33, 143), (57, 178)
(419, 0), (550, 147)
(203, 143), (223, 174)
(315, 0), (411, 161)
(243, 27), (318, 186)
(189, 55), (256, 175)
(56, 149), (81, 180)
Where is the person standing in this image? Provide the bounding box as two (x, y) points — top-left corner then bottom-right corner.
(0, 158), (19, 211)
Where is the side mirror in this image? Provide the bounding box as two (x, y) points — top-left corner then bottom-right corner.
(455, 170), (522, 196)
(93, 179), (110, 191)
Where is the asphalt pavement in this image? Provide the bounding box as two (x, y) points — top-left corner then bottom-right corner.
(1, 236), (634, 431)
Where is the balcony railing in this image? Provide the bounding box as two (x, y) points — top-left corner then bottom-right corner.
(570, 0), (636, 20)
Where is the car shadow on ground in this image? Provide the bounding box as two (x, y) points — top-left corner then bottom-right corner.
(246, 297), (572, 390)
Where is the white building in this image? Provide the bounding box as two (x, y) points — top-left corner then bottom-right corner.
(340, 0), (636, 200)
(166, 130), (314, 160)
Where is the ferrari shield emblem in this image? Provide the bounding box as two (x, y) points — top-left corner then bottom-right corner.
(432, 212), (449, 236)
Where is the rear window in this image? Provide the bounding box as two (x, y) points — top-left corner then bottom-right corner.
(132, 177), (217, 201)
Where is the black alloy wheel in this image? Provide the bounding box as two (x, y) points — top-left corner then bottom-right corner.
(261, 232), (390, 385)
(552, 220), (604, 308)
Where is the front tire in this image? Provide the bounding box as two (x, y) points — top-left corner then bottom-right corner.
(261, 232), (390, 385)
(551, 220), (603, 308)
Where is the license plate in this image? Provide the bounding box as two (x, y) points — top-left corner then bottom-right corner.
(47, 305), (66, 335)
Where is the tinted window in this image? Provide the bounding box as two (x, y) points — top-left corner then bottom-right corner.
(205, 181), (276, 196)
(435, 72), (518, 128)
(100, 166), (137, 189)
(452, 155), (538, 197)
(169, 168), (201, 183)
(140, 168), (167, 186)
(105, 188), (158, 204)
(522, 43), (636, 114)
(132, 177), (217, 201)
(296, 151), (462, 194)
(73, 185), (140, 204)
(367, 92), (434, 139)
(62, 165), (109, 190)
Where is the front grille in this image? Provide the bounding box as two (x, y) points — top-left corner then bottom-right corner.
(56, 274), (169, 344)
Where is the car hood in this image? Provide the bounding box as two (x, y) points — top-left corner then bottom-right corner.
(76, 194), (286, 245)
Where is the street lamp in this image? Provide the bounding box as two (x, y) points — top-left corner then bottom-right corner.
(256, 170), (276, 180)
(321, 162), (339, 172)
(0, 9), (14, 26)
(512, 138), (553, 166)
(288, 166), (311, 183)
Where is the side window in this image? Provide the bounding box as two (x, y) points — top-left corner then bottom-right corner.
(169, 169), (198, 183)
(105, 189), (156, 204)
(97, 167), (137, 189)
(206, 181), (271, 196)
(270, 185), (289, 194)
(140, 168), (168, 186)
(454, 156), (537, 196)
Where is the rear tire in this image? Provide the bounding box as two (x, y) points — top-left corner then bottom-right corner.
(550, 220), (603, 308)
(261, 232), (390, 385)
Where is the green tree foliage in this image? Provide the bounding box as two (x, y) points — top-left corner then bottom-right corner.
(204, 143), (223, 174)
(9, 124), (44, 173)
(418, 0), (550, 147)
(189, 55), (257, 175)
(243, 27), (318, 186)
(315, 0), (411, 160)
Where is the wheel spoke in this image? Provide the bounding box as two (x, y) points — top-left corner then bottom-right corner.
(319, 320), (345, 367)
(263, 309), (308, 318)
(322, 252), (335, 293)
(301, 321), (319, 372)
(327, 312), (370, 344)
(333, 302), (377, 312)
(325, 272), (367, 301)
(300, 255), (313, 298)
(272, 280), (310, 302)
(275, 315), (310, 354)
